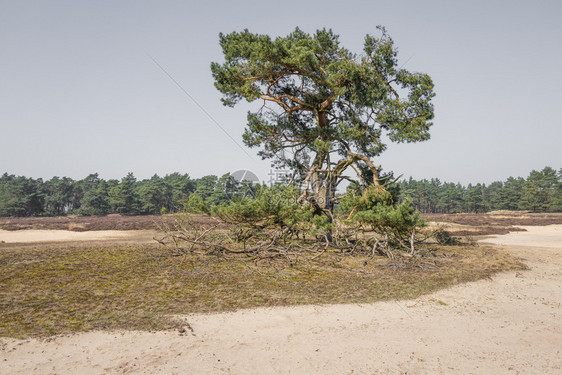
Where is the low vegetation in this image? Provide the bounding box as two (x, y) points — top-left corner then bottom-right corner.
(0, 238), (525, 339)
(0, 214), (171, 231)
(3, 210), (555, 339)
(155, 184), (429, 262)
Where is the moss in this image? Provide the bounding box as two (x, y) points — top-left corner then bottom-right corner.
(0, 242), (525, 339)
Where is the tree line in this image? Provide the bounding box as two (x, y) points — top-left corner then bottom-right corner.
(0, 172), (252, 217)
(1, 166), (560, 217)
(397, 166), (562, 213)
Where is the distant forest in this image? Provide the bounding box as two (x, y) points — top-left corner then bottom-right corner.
(0, 166), (560, 217)
(397, 166), (561, 214)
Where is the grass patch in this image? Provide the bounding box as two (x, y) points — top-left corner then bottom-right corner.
(0, 242), (526, 339)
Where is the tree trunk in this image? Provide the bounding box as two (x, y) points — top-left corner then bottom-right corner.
(310, 169), (337, 242)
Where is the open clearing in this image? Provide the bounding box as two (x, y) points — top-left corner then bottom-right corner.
(0, 220), (560, 374)
(0, 229), (157, 243)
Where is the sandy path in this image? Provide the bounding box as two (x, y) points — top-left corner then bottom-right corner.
(1, 226), (561, 374)
(0, 229), (157, 243)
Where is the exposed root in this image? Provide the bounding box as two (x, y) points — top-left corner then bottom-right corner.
(155, 214), (432, 266)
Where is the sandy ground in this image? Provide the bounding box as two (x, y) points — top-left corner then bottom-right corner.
(1, 226), (561, 374)
(0, 229), (158, 244)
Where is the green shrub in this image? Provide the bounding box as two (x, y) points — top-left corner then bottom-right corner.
(183, 193), (210, 215)
(213, 184), (333, 238)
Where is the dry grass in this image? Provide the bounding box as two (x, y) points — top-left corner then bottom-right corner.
(424, 212), (562, 236)
(2, 212), (560, 235)
(0, 215), (178, 232)
(0, 240), (525, 339)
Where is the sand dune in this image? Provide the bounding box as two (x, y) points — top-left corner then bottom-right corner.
(1, 225), (561, 374)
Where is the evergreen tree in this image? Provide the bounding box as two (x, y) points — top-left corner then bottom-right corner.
(162, 173), (195, 211)
(553, 169), (562, 211)
(484, 181), (503, 211)
(0, 174), (44, 216)
(137, 175), (169, 214)
(520, 167), (559, 212)
(212, 27), (435, 220)
(501, 177), (525, 210)
(78, 179), (111, 215)
(465, 184), (486, 213)
(43, 176), (76, 216)
(108, 173), (140, 215)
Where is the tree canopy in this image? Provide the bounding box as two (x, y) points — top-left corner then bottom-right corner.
(211, 27), (435, 217)
(398, 167), (562, 213)
(0, 167), (560, 217)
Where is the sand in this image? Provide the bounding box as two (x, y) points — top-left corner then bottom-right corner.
(1, 225), (561, 374)
(0, 229), (157, 244)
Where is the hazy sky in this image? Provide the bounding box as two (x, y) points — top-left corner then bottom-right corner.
(1, 0), (561, 185)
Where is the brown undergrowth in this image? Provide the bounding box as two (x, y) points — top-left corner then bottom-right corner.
(0, 215), (179, 232)
(2, 212), (561, 235)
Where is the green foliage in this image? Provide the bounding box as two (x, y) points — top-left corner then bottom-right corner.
(194, 175), (224, 207)
(162, 173), (196, 211)
(108, 173), (140, 215)
(214, 184), (332, 237)
(554, 169), (562, 211)
(354, 199), (424, 235)
(502, 177), (525, 210)
(337, 183), (394, 215)
(43, 177), (76, 216)
(0, 166), (559, 217)
(137, 175), (169, 215)
(214, 184), (303, 225)
(399, 166), (562, 213)
(519, 167), (559, 212)
(351, 197), (426, 248)
(0, 174), (44, 217)
(338, 182), (426, 251)
(465, 183), (486, 213)
(211, 27), (435, 214)
(212, 27), (434, 146)
(183, 193), (210, 215)
(134, 173), (195, 215)
(76, 176), (111, 215)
